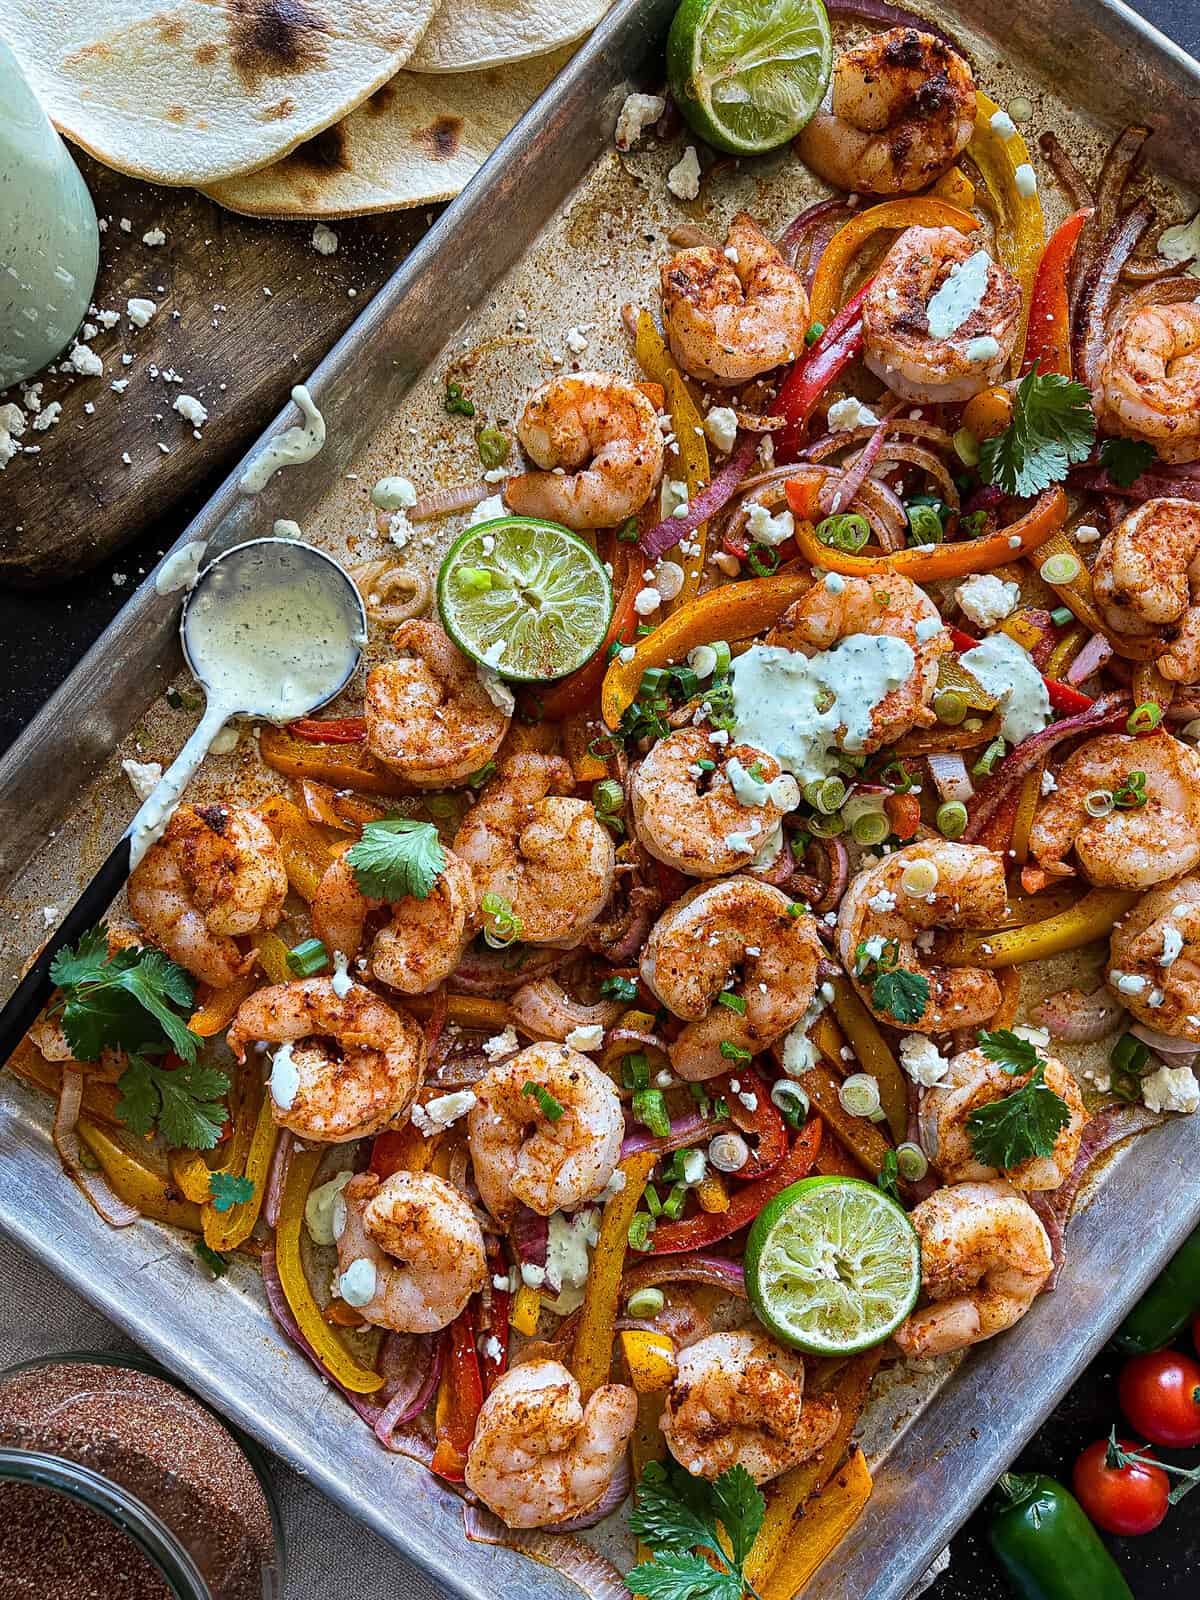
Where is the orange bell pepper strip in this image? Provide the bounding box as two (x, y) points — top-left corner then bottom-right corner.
(259, 794), (334, 902)
(792, 485), (1068, 580)
(1022, 208), (1092, 377)
(275, 1143), (383, 1393)
(825, 974), (906, 1142)
(404, 993), (510, 1032)
(259, 723), (413, 796)
(760, 1448), (873, 1600)
(203, 1089), (278, 1252)
(600, 573), (812, 728)
(431, 1303), (485, 1481)
(796, 1068), (893, 1179)
(993, 967), (1022, 1030)
(298, 778), (387, 832)
(370, 1122), (436, 1179)
(809, 197), (980, 325)
(76, 1120), (203, 1232)
(562, 709), (611, 784)
(648, 1120), (822, 1255)
(188, 968), (259, 1037)
(8, 1037), (122, 1127)
(572, 1150), (657, 1395)
(942, 888), (1139, 968)
(169, 1147), (217, 1204)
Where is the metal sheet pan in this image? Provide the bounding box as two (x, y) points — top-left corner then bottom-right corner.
(2, 1), (1200, 1595)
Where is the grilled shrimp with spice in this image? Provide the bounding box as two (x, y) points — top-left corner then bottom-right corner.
(640, 877), (825, 1080)
(1028, 731), (1200, 890)
(836, 841), (1008, 1032)
(227, 977), (426, 1143)
(1106, 873), (1200, 1039)
(1093, 498), (1200, 681)
(334, 1170), (487, 1335)
(1095, 301), (1200, 464)
(503, 372), (664, 529)
(659, 212), (810, 386)
(127, 804), (287, 988)
(794, 28), (976, 194)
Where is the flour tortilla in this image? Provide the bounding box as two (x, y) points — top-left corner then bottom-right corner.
(408, 0), (610, 73)
(0, 0), (439, 186)
(203, 47), (573, 217)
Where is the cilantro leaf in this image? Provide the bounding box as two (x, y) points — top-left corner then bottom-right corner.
(1098, 436), (1156, 489)
(629, 1466), (722, 1561)
(208, 1170), (254, 1212)
(709, 1465), (763, 1566)
(346, 818), (445, 901)
(49, 924), (113, 990)
(871, 967), (929, 1025)
(977, 1028), (1040, 1075)
(967, 1065), (1071, 1169)
(979, 368), (1096, 497)
(625, 1554), (742, 1600)
(626, 1463), (765, 1600)
(194, 1241), (230, 1279)
(51, 925), (199, 1064)
(877, 1148), (901, 1204)
(116, 1054), (229, 1150)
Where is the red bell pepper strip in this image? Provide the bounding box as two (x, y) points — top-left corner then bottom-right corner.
(1021, 208), (1093, 378)
(775, 281), (873, 463)
(535, 545), (641, 723)
(649, 1119), (822, 1254)
(286, 716), (367, 743)
(724, 1071), (787, 1180)
(481, 1245), (511, 1395)
(431, 1303), (485, 1481)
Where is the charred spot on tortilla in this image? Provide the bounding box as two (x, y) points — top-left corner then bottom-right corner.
(288, 122), (350, 172)
(259, 96), (298, 122)
(194, 42), (220, 65)
(151, 12), (185, 44)
(367, 83), (396, 116)
(225, 0), (330, 89)
(166, 105), (190, 124)
(64, 39), (114, 70)
(413, 115), (463, 161)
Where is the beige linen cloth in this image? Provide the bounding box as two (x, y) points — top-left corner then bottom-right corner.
(0, 1230), (949, 1597)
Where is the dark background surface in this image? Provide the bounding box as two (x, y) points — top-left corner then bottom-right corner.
(1, 3), (1199, 1594)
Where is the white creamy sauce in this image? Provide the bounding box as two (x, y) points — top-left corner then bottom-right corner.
(1158, 213), (1200, 279)
(338, 1257), (378, 1307)
(154, 541), (207, 595)
(732, 637), (916, 785)
(269, 1041), (300, 1110)
(330, 949), (353, 998)
(127, 760), (194, 870)
(966, 336), (1000, 364)
(959, 632), (1051, 744)
(238, 384), (326, 494)
(926, 250), (991, 339)
(371, 475), (417, 512)
(546, 1209), (599, 1292)
(305, 1169), (355, 1245)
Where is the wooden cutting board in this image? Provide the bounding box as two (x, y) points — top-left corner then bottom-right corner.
(0, 151), (434, 588)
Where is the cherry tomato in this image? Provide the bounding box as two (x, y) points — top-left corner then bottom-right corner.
(1072, 1436), (1169, 1536)
(1119, 1350), (1200, 1448)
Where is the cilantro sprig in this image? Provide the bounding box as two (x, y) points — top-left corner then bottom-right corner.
(1098, 436), (1156, 489)
(967, 1065), (1071, 1170)
(346, 818), (445, 900)
(209, 1171), (255, 1212)
(117, 1054), (230, 1150)
(979, 368), (1096, 497)
(976, 1028), (1040, 1075)
(626, 1462), (765, 1600)
(871, 967), (929, 1025)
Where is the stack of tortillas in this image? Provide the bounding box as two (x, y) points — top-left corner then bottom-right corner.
(0, 0), (614, 217)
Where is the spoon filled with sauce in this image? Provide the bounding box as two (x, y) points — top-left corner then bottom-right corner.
(0, 537), (367, 1053)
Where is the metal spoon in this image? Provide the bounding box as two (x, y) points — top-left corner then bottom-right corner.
(0, 537), (367, 1054)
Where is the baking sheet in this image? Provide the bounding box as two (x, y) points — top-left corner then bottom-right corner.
(2, 1), (1200, 1595)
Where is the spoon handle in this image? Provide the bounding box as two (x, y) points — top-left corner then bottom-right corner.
(0, 699), (233, 1065)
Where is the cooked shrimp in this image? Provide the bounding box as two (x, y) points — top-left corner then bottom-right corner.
(1029, 732), (1200, 889)
(364, 619), (511, 787)
(227, 977), (425, 1144)
(660, 212), (810, 386)
(1096, 301), (1200, 465)
(1106, 873), (1200, 1039)
(861, 227), (1020, 402)
(453, 753), (616, 947)
(128, 803), (287, 988)
(641, 877), (824, 1080)
(312, 848), (476, 995)
(467, 1042), (624, 1224)
(1093, 499), (1200, 681)
(920, 1047), (1086, 1190)
(795, 28), (976, 194)
(464, 1359), (636, 1529)
(630, 730), (799, 878)
(503, 372), (664, 529)
(894, 1180), (1053, 1357)
(836, 841), (1007, 1032)
(660, 1331), (840, 1484)
(768, 573), (952, 747)
(334, 1171), (486, 1334)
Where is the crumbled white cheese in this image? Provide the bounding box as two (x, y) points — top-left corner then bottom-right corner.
(826, 396), (880, 432)
(0, 402), (26, 471)
(1041, 769), (1057, 795)
(704, 406), (738, 453)
(900, 1034), (951, 1087)
(483, 1025), (519, 1059)
(121, 758), (162, 801)
(31, 402), (62, 432)
(667, 145), (702, 201)
(173, 394), (208, 428)
(42, 906), (59, 928)
(635, 585), (662, 616)
(411, 1090), (477, 1137)
(142, 226), (167, 246)
(565, 1023), (605, 1052)
(1141, 1063), (1199, 1115)
(564, 324), (591, 355)
(386, 509), (412, 550)
(476, 665), (515, 715)
(312, 223), (339, 256)
(956, 573), (1020, 629)
(330, 949), (353, 999)
(614, 92), (666, 151)
(520, 1262), (547, 1288)
(867, 888), (897, 914)
(95, 309), (121, 329)
(746, 501), (795, 548)
(468, 493), (506, 526)
(67, 343), (103, 377)
(127, 297), (158, 329)
(1074, 523), (1102, 544)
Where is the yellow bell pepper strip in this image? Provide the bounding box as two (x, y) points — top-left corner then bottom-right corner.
(760, 1448), (873, 1600)
(634, 311), (712, 607)
(1046, 626), (1085, 680)
(203, 1090), (278, 1252)
(76, 1120), (203, 1232)
(810, 197), (980, 325)
(970, 91), (1045, 372)
(275, 1142), (383, 1394)
(695, 1173), (730, 1213)
(188, 968), (259, 1038)
(826, 974), (907, 1142)
(405, 993), (510, 1033)
(510, 1281), (542, 1336)
(993, 967), (1022, 1030)
(1010, 762), (1044, 865)
(1133, 661), (1176, 713)
(260, 794), (334, 902)
(169, 1148), (217, 1204)
(631, 1389), (668, 1569)
(298, 777), (387, 832)
(252, 929), (294, 986)
(1032, 529), (1164, 664)
(572, 1150), (656, 1394)
(601, 573), (812, 728)
(932, 165), (976, 208)
(796, 1068), (893, 1177)
(943, 888), (1139, 968)
(744, 1349), (882, 1589)
(259, 723), (413, 796)
(8, 1037), (123, 1127)
(619, 1330), (677, 1393)
(792, 485), (1068, 580)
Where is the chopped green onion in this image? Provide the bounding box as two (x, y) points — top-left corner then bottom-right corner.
(522, 1080), (565, 1121)
(444, 382), (475, 417)
(770, 1079), (810, 1129)
(1113, 770), (1147, 810)
(593, 778), (623, 815)
(958, 509), (988, 538)
(953, 427), (980, 466)
(1085, 788), (1114, 818)
(879, 759), (917, 794)
(1127, 702), (1162, 735)
(643, 1183), (663, 1217)
(710, 641), (732, 677)
(621, 1052), (651, 1091)
(587, 733), (620, 761)
(286, 938), (329, 977)
(787, 901), (807, 918)
(661, 1183), (688, 1221)
(1040, 551), (1081, 585)
(808, 811), (845, 837)
(636, 623), (655, 637)
(936, 799), (969, 839)
(477, 427), (510, 469)
(972, 737), (1007, 777)
(804, 321), (825, 347)
(719, 1041), (751, 1063)
(804, 775), (846, 815)
(631, 1088), (671, 1138)
(617, 516), (640, 542)
(670, 665), (701, 701)
(696, 758), (716, 773)
(896, 1142), (929, 1182)
(851, 811), (891, 847)
(1050, 606), (1074, 627)
(601, 975), (639, 1003)
(933, 689), (967, 726)
(627, 1212), (655, 1251)
(1110, 1032), (1150, 1075)
(638, 666), (669, 700)
(481, 892), (521, 949)
(906, 503), (945, 545)
(746, 542), (781, 577)
(467, 760), (496, 789)
(838, 1073), (882, 1118)
(707, 1132), (749, 1172)
(815, 513), (870, 554)
(626, 1286), (664, 1317)
(456, 566), (493, 594)
(716, 991), (747, 1015)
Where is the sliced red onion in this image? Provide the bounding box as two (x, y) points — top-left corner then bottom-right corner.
(621, 1109), (729, 1159)
(777, 198), (850, 267)
(1033, 987), (1126, 1042)
(462, 1505), (629, 1599)
(621, 1251), (748, 1298)
(607, 1023), (668, 1060)
(1029, 1191), (1067, 1290)
(1108, 277), (1200, 317)
(826, 0), (961, 49)
(451, 943), (564, 997)
(927, 752), (974, 804)
(375, 1336), (443, 1444)
(819, 411), (895, 527)
(409, 482), (490, 524)
(545, 1455), (632, 1532)
(1128, 1023), (1200, 1063)
(641, 433), (759, 560)
(512, 1205), (551, 1284)
(263, 1128), (294, 1230)
(1069, 126), (1150, 319)
(961, 483), (1006, 518)
(1046, 1102), (1163, 1227)
(586, 883), (662, 965)
(509, 978), (623, 1044)
(1065, 632), (1114, 685)
(1073, 198), (1155, 389)
(259, 1242), (383, 1429)
(1069, 468), (1200, 504)
(1038, 130), (1095, 213)
(53, 1068), (139, 1228)
(432, 1054), (491, 1088)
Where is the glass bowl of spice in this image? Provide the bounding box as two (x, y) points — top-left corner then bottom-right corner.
(0, 1352), (283, 1600)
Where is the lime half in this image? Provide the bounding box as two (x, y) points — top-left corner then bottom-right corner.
(667, 0), (833, 156)
(437, 517), (613, 683)
(745, 1176), (921, 1355)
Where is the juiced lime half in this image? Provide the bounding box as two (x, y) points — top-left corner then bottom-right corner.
(745, 1175), (921, 1355)
(667, 0), (833, 156)
(437, 516), (613, 683)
